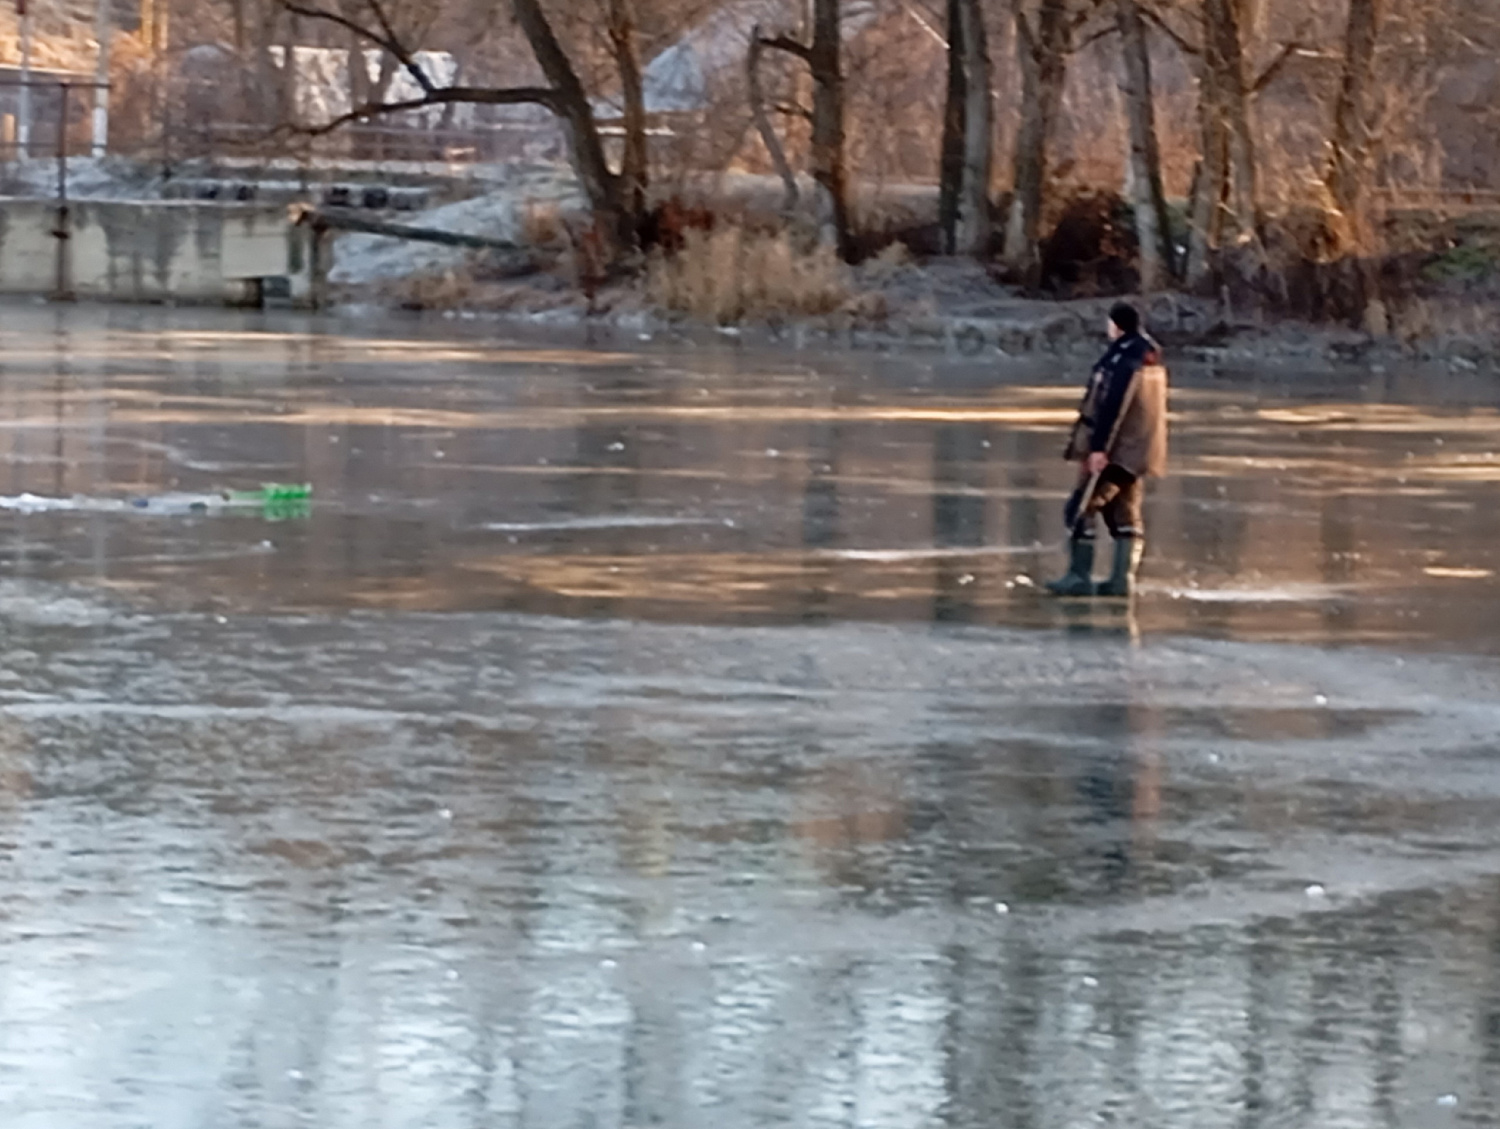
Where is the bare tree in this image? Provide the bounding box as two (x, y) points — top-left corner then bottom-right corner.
(940, 0), (994, 256)
(1182, 0), (1251, 287)
(940, 0), (967, 249)
(1163, 0), (1294, 289)
(748, 26), (801, 215)
(278, 0), (645, 253)
(1115, 0), (1173, 287)
(1003, 0), (1103, 279)
(758, 0), (854, 259)
(607, 0), (648, 220)
(1325, 0), (1381, 254)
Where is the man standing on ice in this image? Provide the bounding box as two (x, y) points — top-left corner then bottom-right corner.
(1045, 302), (1170, 598)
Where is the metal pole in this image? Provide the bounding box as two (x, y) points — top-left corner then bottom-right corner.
(18, 0), (33, 158)
(92, 0), (111, 157)
(54, 82), (72, 301)
(57, 82), (68, 200)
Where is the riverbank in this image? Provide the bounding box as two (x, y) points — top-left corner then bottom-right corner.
(292, 172), (1500, 372)
(332, 260), (1500, 375)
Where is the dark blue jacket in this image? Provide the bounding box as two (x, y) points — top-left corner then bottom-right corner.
(1064, 333), (1170, 477)
(1085, 333), (1161, 452)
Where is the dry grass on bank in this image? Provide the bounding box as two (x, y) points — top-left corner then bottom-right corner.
(1386, 296), (1499, 348)
(379, 264), (485, 310)
(646, 227), (849, 324)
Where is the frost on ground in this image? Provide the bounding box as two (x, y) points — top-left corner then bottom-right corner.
(0, 157), (167, 201)
(329, 166), (585, 285)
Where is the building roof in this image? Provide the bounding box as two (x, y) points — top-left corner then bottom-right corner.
(642, 0), (879, 113)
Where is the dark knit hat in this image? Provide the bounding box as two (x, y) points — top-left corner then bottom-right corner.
(1109, 302), (1141, 336)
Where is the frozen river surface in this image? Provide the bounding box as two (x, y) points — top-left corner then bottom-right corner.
(0, 305), (1498, 1128)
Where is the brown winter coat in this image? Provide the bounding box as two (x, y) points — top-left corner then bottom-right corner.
(1111, 362), (1169, 478)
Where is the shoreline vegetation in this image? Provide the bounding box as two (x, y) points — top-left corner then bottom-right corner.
(265, 0), (1498, 377)
(329, 205), (1500, 372)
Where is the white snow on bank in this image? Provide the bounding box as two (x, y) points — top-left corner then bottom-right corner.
(1, 157), (164, 201)
(329, 168), (585, 285)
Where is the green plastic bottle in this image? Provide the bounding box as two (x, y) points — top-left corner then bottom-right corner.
(227, 483), (313, 505)
(226, 484), (313, 520)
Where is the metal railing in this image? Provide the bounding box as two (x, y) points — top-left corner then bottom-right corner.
(174, 121), (567, 172)
(0, 77), (112, 202)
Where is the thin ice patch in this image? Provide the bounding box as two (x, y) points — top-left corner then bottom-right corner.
(0, 493), (246, 516)
(0, 582), (121, 628)
(1163, 583), (1354, 604)
(0, 493), (127, 514)
(484, 516), (730, 533)
(822, 546), (1028, 563)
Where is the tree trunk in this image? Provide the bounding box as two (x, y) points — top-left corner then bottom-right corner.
(1220, 0), (1257, 239)
(511, 0), (627, 250)
(956, 0), (993, 256)
(280, 11), (298, 127)
(345, 26), (367, 159)
(747, 29), (800, 214)
(809, 0), (852, 259)
(1003, 1), (1067, 278)
(1115, 0), (1173, 289)
(607, 0), (649, 226)
(347, 29), (368, 108)
(939, 0), (967, 253)
(1325, 0), (1381, 255)
(254, 3), (279, 129)
(1187, 0), (1261, 289)
(1185, 102), (1228, 290)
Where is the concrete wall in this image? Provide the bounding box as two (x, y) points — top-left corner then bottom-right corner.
(0, 199), (311, 305)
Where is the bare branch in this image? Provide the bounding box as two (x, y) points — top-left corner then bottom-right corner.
(757, 33), (813, 62)
(278, 0), (435, 95)
(773, 101), (814, 121)
(1140, 2), (1199, 55)
(360, 0), (436, 95)
(1078, 23), (1119, 50)
(1065, 0), (1110, 40)
(278, 0), (397, 53)
(1250, 41), (1302, 95)
(747, 24), (799, 213)
(294, 86), (561, 136)
(1014, 7), (1040, 65)
(895, 0), (947, 48)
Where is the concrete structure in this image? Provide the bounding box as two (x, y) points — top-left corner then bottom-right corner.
(0, 199), (311, 305)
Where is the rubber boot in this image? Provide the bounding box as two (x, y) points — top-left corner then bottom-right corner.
(1045, 538), (1097, 597)
(1096, 537), (1145, 598)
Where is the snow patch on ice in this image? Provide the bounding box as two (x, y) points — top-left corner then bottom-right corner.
(0, 493), (235, 515)
(1165, 584), (1353, 604)
(484, 516), (726, 533)
(823, 547), (1026, 563)
(0, 582), (119, 628)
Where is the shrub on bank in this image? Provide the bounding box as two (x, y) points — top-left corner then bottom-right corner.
(646, 227), (849, 325)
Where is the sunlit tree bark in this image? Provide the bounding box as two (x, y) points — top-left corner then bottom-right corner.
(940, 0), (993, 256)
(1115, 0), (1173, 287)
